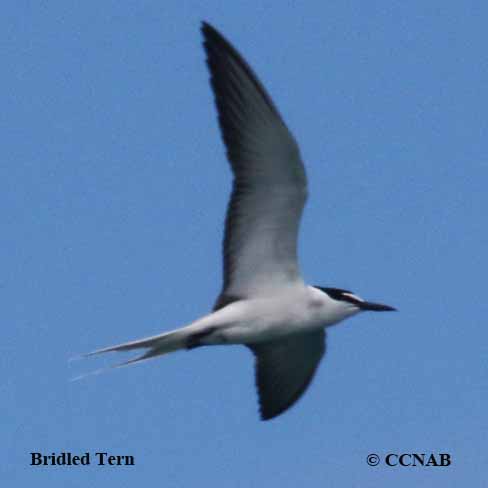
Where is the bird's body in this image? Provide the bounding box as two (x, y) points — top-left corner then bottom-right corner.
(95, 286), (355, 353)
(207, 286), (358, 345)
(85, 22), (395, 420)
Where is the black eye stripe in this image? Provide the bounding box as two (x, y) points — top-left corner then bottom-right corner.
(315, 287), (359, 304)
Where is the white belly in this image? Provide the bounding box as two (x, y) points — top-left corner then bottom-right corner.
(201, 286), (357, 345)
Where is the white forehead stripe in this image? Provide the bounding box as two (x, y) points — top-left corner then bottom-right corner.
(342, 293), (364, 302)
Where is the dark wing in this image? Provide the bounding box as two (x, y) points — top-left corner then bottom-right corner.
(201, 22), (308, 309)
(248, 330), (326, 420)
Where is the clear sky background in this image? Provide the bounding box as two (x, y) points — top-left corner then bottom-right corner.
(3, 1), (487, 486)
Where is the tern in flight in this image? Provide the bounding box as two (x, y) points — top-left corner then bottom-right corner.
(85, 22), (396, 420)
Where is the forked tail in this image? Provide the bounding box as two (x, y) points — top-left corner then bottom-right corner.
(84, 328), (188, 365)
(72, 321), (216, 380)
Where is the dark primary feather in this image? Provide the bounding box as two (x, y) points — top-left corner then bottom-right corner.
(248, 330), (326, 420)
(201, 22), (308, 306)
(201, 22), (282, 143)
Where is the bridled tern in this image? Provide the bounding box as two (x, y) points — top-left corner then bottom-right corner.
(85, 22), (396, 420)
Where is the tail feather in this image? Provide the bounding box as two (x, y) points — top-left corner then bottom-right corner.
(73, 316), (222, 381)
(82, 329), (182, 357)
(70, 350), (161, 382)
(71, 329), (188, 381)
(78, 320), (215, 366)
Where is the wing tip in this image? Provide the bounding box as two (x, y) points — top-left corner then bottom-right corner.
(259, 408), (281, 421)
(201, 21), (223, 46)
(258, 400), (294, 421)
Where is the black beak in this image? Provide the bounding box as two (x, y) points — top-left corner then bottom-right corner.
(359, 301), (397, 312)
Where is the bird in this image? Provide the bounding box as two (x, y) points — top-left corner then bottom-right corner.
(84, 21), (396, 421)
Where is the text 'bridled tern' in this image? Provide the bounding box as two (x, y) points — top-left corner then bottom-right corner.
(84, 22), (396, 421)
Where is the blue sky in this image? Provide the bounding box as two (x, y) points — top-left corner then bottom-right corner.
(3, 1), (487, 486)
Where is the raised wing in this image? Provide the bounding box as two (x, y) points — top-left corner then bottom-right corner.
(248, 330), (326, 420)
(201, 22), (308, 308)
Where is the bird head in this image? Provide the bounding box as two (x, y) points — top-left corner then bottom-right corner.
(316, 287), (396, 312)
